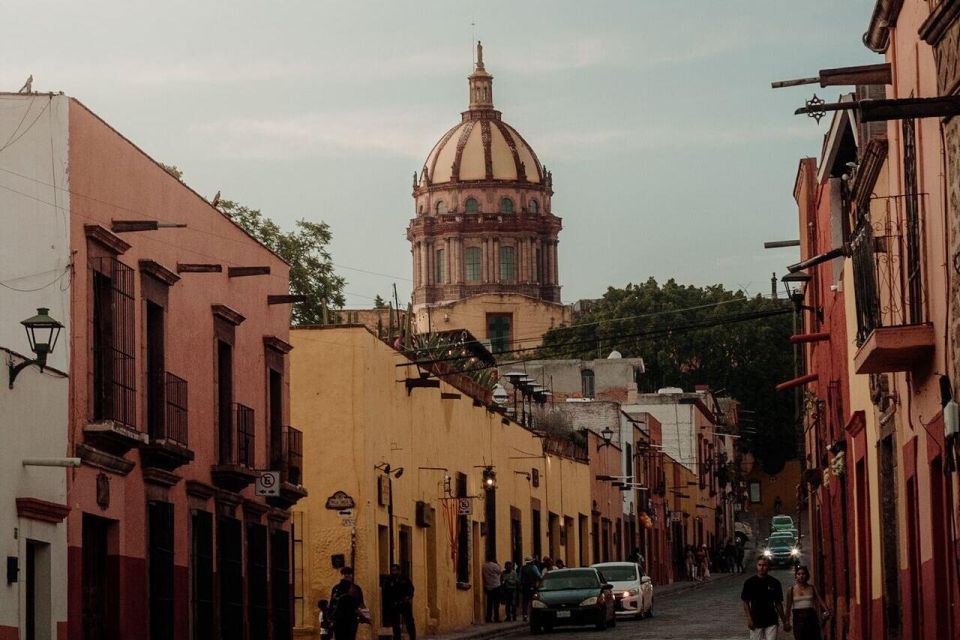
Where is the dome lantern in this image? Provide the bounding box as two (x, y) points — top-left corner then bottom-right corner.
(468, 41), (494, 111)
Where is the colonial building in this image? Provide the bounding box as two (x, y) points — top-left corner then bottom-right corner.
(407, 42), (570, 353)
(289, 325), (593, 638)
(0, 92), (305, 640)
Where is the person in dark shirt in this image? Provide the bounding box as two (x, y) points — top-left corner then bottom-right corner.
(329, 567), (366, 640)
(741, 558), (790, 640)
(383, 564), (416, 640)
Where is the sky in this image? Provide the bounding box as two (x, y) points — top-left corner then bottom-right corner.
(1, 0), (880, 307)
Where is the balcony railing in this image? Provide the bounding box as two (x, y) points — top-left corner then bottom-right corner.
(147, 371), (188, 447)
(219, 403), (255, 468)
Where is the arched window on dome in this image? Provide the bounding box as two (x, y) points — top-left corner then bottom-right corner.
(528, 199), (539, 214)
(436, 201), (447, 215)
(464, 247), (481, 282)
(499, 198), (514, 215)
(465, 198), (479, 214)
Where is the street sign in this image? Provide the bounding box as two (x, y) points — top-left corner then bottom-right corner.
(457, 498), (473, 516)
(256, 471), (280, 497)
(670, 511), (682, 523)
(325, 491), (356, 510)
(337, 509), (354, 519)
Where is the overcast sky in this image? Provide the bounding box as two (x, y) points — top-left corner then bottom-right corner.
(2, 0), (879, 306)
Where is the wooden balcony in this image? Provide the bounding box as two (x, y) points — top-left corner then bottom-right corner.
(853, 324), (936, 374)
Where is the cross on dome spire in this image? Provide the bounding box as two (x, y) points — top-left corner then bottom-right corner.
(468, 40), (494, 111)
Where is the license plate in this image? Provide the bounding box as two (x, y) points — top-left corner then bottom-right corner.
(556, 611), (571, 619)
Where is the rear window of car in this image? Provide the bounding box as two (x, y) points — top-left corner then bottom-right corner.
(594, 566), (637, 581)
(540, 570), (601, 591)
(772, 516), (793, 526)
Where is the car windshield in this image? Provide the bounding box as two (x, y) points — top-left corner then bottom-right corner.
(594, 566), (637, 581)
(539, 570), (600, 591)
(772, 516), (794, 527)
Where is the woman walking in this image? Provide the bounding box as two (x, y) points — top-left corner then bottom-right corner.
(785, 566), (830, 640)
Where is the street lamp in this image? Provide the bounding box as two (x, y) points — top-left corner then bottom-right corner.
(9, 308), (63, 388)
(375, 462), (404, 565)
(598, 426), (615, 449)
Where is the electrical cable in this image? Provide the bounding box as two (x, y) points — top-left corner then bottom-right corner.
(0, 265), (70, 292)
(0, 98), (51, 155)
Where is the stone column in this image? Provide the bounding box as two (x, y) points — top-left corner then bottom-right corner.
(481, 239), (489, 283)
(551, 240), (559, 285)
(421, 241), (429, 288)
(493, 238), (500, 284)
(444, 238), (451, 284)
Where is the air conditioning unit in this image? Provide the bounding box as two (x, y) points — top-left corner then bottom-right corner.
(416, 501), (435, 528)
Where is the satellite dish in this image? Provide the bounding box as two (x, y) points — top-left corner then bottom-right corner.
(607, 350), (622, 359)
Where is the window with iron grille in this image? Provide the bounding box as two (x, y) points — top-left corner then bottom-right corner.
(850, 218), (881, 345)
(148, 501), (174, 640)
(247, 523), (269, 639)
(271, 529), (292, 640)
(90, 257), (136, 427)
(190, 511), (213, 640)
(902, 118), (923, 324)
(218, 517), (243, 640)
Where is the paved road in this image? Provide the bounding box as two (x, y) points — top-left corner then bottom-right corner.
(510, 569), (796, 640)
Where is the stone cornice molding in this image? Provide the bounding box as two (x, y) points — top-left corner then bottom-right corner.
(84, 224), (131, 255)
(16, 497), (70, 523)
(76, 443), (136, 476)
(139, 259), (181, 286)
(263, 335), (293, 354)
(212, 304), (246, 326)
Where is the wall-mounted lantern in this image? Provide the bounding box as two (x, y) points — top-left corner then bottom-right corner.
(9, 308), (63, 388)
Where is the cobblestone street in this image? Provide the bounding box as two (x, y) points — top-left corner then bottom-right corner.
(507, 569), (795, 640)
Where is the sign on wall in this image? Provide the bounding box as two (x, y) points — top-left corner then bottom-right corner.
(325, 491), (357, 510)
(457, 498), (473, 516)
(256, 471), (280, 497)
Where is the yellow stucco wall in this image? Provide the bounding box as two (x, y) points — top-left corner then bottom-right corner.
(290, 326), (592, 638)
(413, 293), (571, 351)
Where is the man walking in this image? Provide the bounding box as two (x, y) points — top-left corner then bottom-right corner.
(329, 567), (366, 640)
(481, 558), (502, 623)
(741, 558), (790, 640)
(519, 556), (542, 622)
(384, 564), (416, 640)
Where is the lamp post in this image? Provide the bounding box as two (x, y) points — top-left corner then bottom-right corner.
(375, 463), (404, 566)
(9, 308), (63, 389)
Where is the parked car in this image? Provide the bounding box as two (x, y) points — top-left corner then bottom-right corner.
(734, 521), (753, 545)
(530, 568), (616, 633)
(762, 533), (801, 568)
(591, 561), (654, 619)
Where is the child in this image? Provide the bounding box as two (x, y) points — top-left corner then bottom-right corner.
(317, 599), (331, 639)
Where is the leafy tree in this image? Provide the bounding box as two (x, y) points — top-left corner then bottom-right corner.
(373, 295), (388, 309)
(219, 199), (345, 326)
(160, 163), (184, 180)
(539, 278), (797, 464)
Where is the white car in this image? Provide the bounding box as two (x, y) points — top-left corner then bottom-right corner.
(591, 562), (653, 619)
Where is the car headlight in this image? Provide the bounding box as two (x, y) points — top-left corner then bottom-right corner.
(763, 549), (772, 558)
(531, 600), (547, 609)
(790, 548), (801, 557)
(622, 588), (639, 597)
(579, 597), (598, 606)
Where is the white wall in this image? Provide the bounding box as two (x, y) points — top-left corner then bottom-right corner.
(0, 355), (70, 635)
(0, 94), (71, 371)
(0, 93), (71, 638)
(624, 399), (696, 472)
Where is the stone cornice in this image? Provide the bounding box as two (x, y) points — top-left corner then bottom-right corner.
(211, 304), (246, 326)
(242, 499), (270, 520)
(142, 467), (182, 487)
(407, 215), (563, 240)
(16, 497), (70, 524)
(263, 335), (294, 354)
(84, 224), (131, 255)
(414, 180), (551, 198)
(186, 480), (217, 500)
(139, 259), (181, 286)
(76, 443), (136, 476)
(865, 0), (905, 52)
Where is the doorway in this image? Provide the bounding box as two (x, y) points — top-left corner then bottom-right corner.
(26, 540), (51, 640)
(399, 525), (413, 579)
(82, 514), (117, 640)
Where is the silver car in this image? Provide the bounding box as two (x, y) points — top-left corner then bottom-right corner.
(591, 562), (653, 619)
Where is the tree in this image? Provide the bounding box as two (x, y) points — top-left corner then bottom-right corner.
(219, 199), (345, 326)
(373, 295), (388, 309)
(538, 277), (797, 464)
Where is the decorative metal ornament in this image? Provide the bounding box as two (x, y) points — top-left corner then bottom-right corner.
(806, 94), (827, 124)
(96, 473), (110, 510)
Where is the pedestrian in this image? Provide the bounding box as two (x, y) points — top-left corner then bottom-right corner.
(555, 559), (565, 570)
(500, 561), (520, 622)
(785, 566), (829, 640)
(741, 557), (790, 640)
(519, 556), (542, 622)
(316, 599), (331, 639)
(384, 564), (416, 640)
(725, 538), (738, 574)
(686, 547), (697, 581)
(696, 545), (708, 581)
(329, 567), (367, 640)
(541, 556), (555, 574)
(774, 496), (783, 515)
(481, 558), (502, 623)
(735, 540), (746, 574)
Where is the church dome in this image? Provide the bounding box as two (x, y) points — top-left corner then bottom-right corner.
(422, 118), (544, 185)
(418, 41), (545, 187)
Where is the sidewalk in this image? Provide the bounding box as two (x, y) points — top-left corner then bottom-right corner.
(421, 572), (743, 640)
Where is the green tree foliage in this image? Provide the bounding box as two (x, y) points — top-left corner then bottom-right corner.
(539, 278), (797, 464)
(373, 295), (388, 309)
(219, 199), (345, 326)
